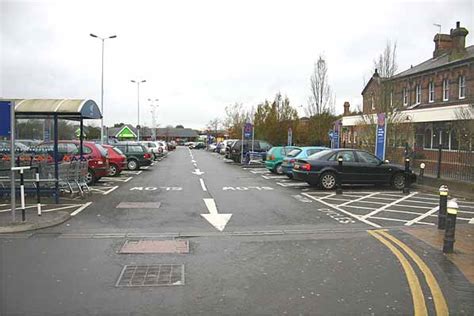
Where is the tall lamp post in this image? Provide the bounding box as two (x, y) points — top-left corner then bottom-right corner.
(89, 33), (117, 144)
(131, 79), (146, 141)
(148, 98), (159, 141)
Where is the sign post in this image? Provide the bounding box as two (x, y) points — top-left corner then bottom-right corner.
(287, 127), (293, 146)
(0, 101), (16, 221)
(242, 123), (253, 163)
(375, 113), (387, 160)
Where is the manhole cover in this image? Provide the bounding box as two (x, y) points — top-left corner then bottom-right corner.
(119, 240), (189, 254)
(116, 202), (161, 209)
(116, 264), (184, 287)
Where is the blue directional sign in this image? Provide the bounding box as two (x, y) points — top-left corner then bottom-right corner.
(244, 123), (253, 139)
(0, 101), (12, 136)
(375, 113), (387, 160)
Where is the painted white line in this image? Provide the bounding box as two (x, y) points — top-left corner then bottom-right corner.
(369, 216), (408, 223)
(292, 194), (313, 203)
(262, 175), (288, 179)
(345, 200), (387, 206)
(103, 185), (119, 195)
(323, 197), (354, 202)
(362, 196), (401, 201)
(339, 192), (380, 207)
(124, 177), (133, 182)
(458, 210), (474, 214)
(416, 221), (436, 226)
(403, 199), (439, 206)
(199, 178), (207, 192)
(276, 182), (309, 187)
(383, 209), (425, 216)
(42, 204), (85, 213)
(70, 202), (93, 216)
(392, 204), (432, 210)
(301, 192), (380, 228)
(341, 205), (375, 210)
(0, 204), (46, 213)
(469, 218), (474, 224)
(141, 166), (150, 170)
(361, 192), (418, 220)
(428, 214), (472, 221)
(136, 171), (143, 175)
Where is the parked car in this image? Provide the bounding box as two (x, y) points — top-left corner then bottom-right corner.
(223, 139), (238, 157)
(155, 141), (168, 156)
(281, 146), (328, 178)
(102, 145), (127, 177)
(168, 141), (177, 151)
(190, 142), (206, 149)
(140, 141), (161, 160)
(229, 140), (272, 163)
(114, 142), (153, 171)
(292, 148), (416, 190)
(265, 146), (298, 174)
(32, 141), (109, 185)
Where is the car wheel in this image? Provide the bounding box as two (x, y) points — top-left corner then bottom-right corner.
(275, 164), (283, 175)
(392, 173), (405, 190)
(127, 159), (139, 171)
(108, 164), (118, 177)
(320, 172), (337, 190)
(85, 169), (95, 185)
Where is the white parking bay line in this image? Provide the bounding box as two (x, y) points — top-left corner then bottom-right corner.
(71, 202), (93, 216)
(339, 192), (380, 207)
(276, 182), (309, 187)
(301, 192), (380, 228)
(42, 204), (85, 213)
(361, 192), (418, 220)
(199, 178), (207, 191)
(262, 175), (287, 179)
(102, 186), (119, 195)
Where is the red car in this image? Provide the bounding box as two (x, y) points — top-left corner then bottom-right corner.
(103, 144), (127, 177)
(33, 141), (109, 185)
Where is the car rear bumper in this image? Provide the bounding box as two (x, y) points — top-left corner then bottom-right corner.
(265, 160), (277, 170)
(281, 164), (293, 175)
(141, 159), (152, 166)
(292, 170), (321, 183)
(93, 166), (109, 178)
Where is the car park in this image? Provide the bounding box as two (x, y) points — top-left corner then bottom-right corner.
(32, 140), (110, 185)
(281, 146), (328, 178)
(265, 146), (297, 174)
(140, 141), (161, 160)
(102, 144), (127, 177)
(292, 148), (416, 189)
(114, 142), (153, 171)
(229, 140), (272, 163)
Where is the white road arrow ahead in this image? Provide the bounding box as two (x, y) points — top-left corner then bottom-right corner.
(192, 169), (205, 175)
(201, 198), (232, 231)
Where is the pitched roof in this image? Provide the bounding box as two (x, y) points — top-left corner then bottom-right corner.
(156, 128), (198, 138)
(392, 45), (474, 79)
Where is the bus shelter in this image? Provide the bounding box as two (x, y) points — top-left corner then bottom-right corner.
(1, 99), (102, 204)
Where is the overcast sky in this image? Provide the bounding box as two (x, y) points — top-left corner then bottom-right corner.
(1, 0), (473, 129)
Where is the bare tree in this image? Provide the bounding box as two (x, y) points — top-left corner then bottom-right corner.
(306, 55), (333, 116)
(373, 41), (398, 78)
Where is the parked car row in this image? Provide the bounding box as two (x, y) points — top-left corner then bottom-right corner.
(264, 146), (416, 190)
(0, 139), (174, 186)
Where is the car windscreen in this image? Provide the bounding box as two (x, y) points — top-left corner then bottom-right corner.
(307, 149), (332, 160)
(113, 147), (124, 155)
(286, 149), (302, 157)
(306, 148), (324, 156)
(95, 144), (108, 157)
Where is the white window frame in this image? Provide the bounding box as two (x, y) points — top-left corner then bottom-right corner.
(428, 81), (434, 103)
(403, 88), (408, 106)
(390, 91), (393, 107)
(371, 94), (375, 110)
(459, 76), (466, 99)
(443, 79), (449, 101)
(415, 84), (421, 104)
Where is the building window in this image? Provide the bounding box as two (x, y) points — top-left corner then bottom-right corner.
(428, 81), (434, 103)
(390, 91), (393, 107)
(403, 88), (408, 106)
(443, 79), (449, 101)
(415, 84), (421, 104)
(450, 130), (459, 150)
(371, 94), (375, 110)
(459, 76), (466, 99)
(424, 129), (432, 148)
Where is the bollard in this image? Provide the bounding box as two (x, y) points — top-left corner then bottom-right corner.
(419, 163), (425, 185)
(443, 200), (458, 253)
(438, 185), (448, 230)
(19, 169), (26, 221)
(403, 157), (410, 194)
(336, 156), (343, 195)
(35, 168), (42, 216)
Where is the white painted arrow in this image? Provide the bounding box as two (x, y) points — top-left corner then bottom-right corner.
(201, 198), (232, 231)
(192, 169), (205, 175)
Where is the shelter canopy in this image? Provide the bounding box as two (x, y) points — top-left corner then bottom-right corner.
(1, 99), (102, 120)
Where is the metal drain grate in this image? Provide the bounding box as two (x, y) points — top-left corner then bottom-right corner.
(120, 240), (189, 254)
(116, 202), (161, 209)
(115, 264), (184, 287)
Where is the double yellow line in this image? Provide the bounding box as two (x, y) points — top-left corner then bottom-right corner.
(368, 230), (448, 316)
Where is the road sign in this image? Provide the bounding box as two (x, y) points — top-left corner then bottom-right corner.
(244, 123), (253, 139)
(0, 101), (12, 136)
(375, 113), (387, 160)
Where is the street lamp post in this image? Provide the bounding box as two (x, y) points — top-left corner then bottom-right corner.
(131, 79), (146, 141)
(148, 98), (159, 141)
(90, 33), (117, 144)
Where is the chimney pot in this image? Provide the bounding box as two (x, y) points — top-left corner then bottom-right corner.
(456, 21), (460, 28)
(343, 102), (350, 116)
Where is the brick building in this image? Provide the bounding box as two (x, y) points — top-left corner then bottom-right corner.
(341, 21), (473, 181)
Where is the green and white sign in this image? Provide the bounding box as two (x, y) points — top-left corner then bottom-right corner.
(116, 126), (137, 139)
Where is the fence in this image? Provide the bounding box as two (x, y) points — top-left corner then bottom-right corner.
(343, 142), (474, 183)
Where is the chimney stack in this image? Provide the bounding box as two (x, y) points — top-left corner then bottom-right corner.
(433, 21), (469, 58)
(450, 21), (468, 56)
(343, 102), (350, 116)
